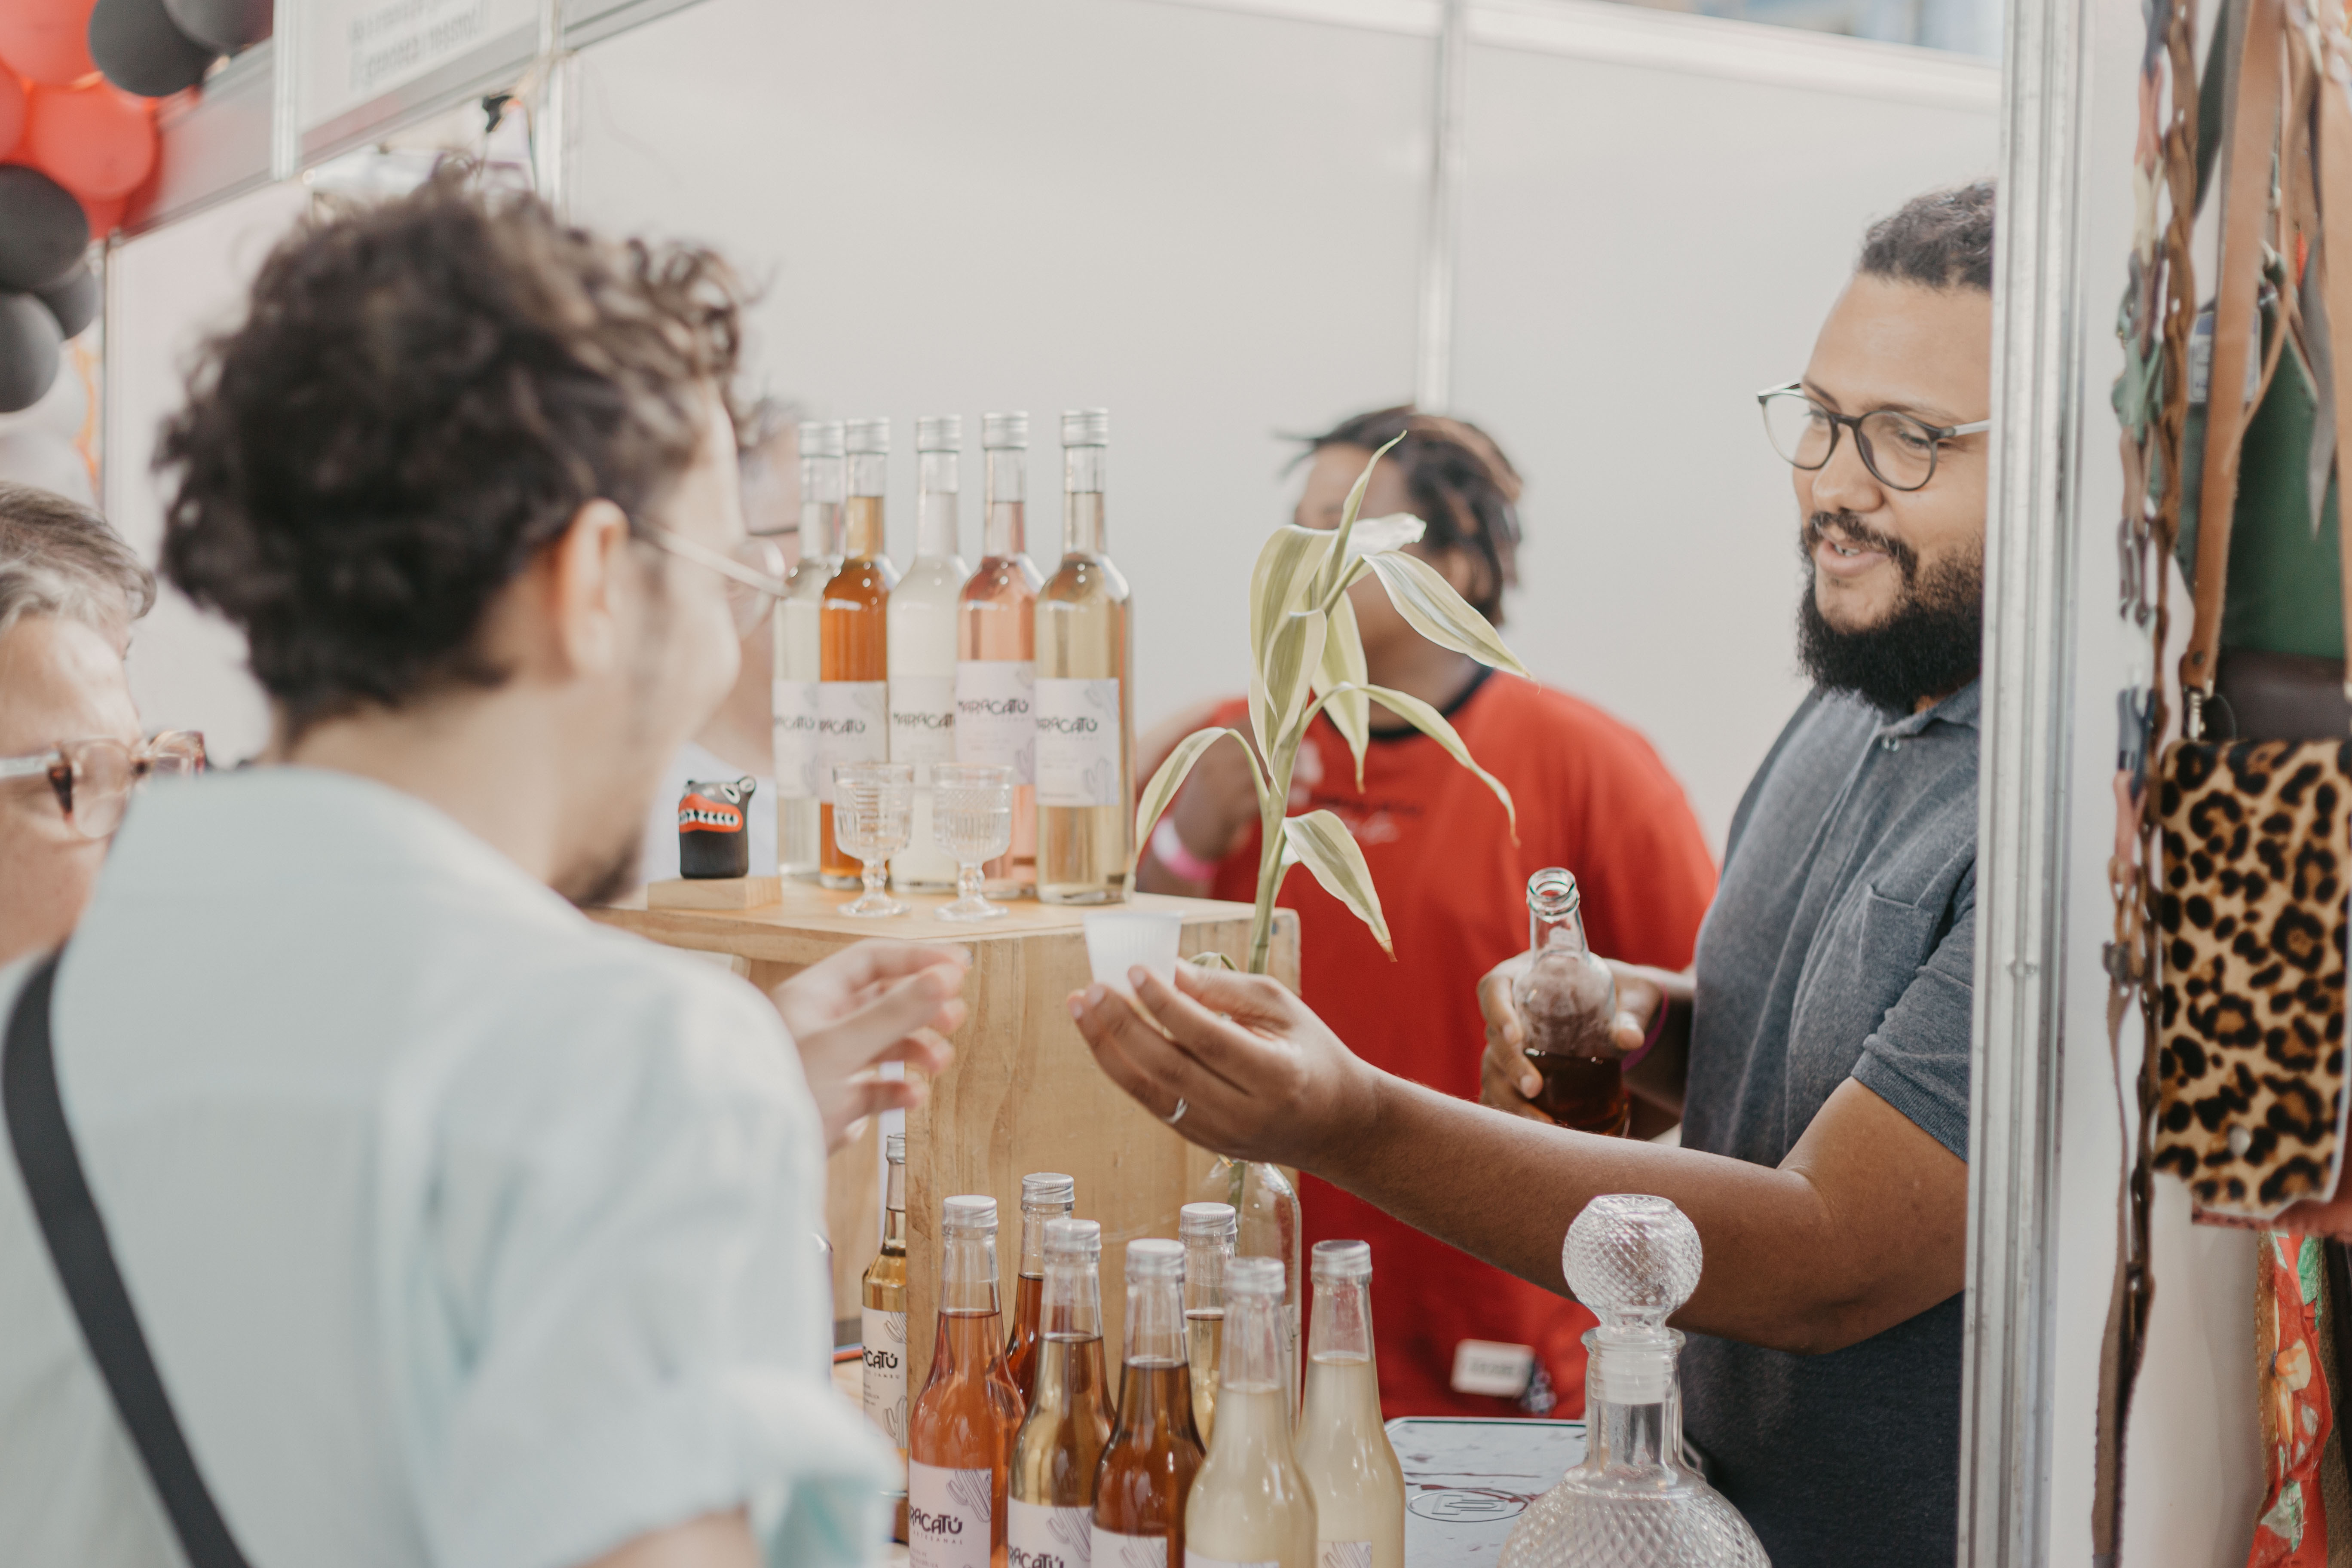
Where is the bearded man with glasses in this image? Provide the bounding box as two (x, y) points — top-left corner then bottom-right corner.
(1070, 180), (1994, 1568)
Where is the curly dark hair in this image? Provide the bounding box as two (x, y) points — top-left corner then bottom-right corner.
(1301, 405), (1523, 624)
(1858, 179), (1996, 294)
(157, 167), (745, 736)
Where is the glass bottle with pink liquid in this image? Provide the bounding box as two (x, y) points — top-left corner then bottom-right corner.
(911, 1194), (1025, 1568)
(957, 411), (1043, 898)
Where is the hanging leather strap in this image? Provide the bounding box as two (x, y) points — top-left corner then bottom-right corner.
(2185, 0), (2287, 710)
(2, 956), (256, 1568)
(2315, 40), (2352, 704)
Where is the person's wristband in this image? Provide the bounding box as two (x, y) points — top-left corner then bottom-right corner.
(1622, 992), (1670, 1070)
(1151, 817), (1220, 883)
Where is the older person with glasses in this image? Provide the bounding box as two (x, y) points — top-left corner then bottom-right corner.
(0, 484), (194, 968)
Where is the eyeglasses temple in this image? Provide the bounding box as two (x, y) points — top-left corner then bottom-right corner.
(645, 525), (790, 598)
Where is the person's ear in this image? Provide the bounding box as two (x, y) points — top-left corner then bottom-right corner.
(539, 499), (634, 679)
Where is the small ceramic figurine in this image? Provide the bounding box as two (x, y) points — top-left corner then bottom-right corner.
(677, 776), (757, 879)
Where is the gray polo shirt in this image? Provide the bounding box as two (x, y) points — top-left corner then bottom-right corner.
(1679, 682), (1978, 1568)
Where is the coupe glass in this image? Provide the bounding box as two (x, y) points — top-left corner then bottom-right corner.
(834, 761), (913, 916)
(932, 762), (1014, 921)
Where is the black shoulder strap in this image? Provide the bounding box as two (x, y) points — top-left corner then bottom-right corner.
(3, 955), (255, 1568)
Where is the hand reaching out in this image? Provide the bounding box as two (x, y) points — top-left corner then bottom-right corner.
(772, 940), (970, 1150)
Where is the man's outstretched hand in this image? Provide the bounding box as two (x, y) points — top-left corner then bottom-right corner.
(773, 940), (969, 1149)
(1068, 962), (1380, 1171)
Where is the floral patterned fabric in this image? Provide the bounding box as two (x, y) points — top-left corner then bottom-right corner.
(2252, 1231), (2335, 1566)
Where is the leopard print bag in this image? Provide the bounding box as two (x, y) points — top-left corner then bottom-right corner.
(2154, 738), (2352, 1217)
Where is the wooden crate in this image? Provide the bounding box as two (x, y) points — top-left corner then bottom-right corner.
(591, 882), (1298, 1389)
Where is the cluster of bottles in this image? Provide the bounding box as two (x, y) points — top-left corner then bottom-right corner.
(859, 1141), (1404, 1568)
(778, 410), (1135, 906)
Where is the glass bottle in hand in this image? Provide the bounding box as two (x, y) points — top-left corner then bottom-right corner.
(1296, 1241), (1405, 1568)
(1513, 868), (1630, 1135)
(1093, 1239), (1204, 1568)
(1007, 1172), (1077, 1405)
(1185, 1256), (1318, 1568)
(912, 1195), (1025, 1568)
(1179, 1200), (1237, 1446)
(1010, 1218), (1115, 1568)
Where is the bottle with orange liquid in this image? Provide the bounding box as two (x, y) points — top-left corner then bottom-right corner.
(958, 411), (1043, 898)
(911, 1194), (1025, 1568)
(1092, 1238), (1204, 1568)
(1513, 867), (1631, 1135)
(1009, 1218), (1115, 1568)
(819, 416), (898, 888)
(1006, 1172), (1077, 1405)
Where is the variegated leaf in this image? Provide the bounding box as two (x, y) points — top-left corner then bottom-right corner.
(1262, 609), (1328, 770)
(1342, 512), (1426, 560)
(1360, 680), (1518, 839)
(1250, 525), (1337, 654)
(1188, 949), (1238, 970)
(1281, 809), (1392, 956)
(1361, 549), (1532, 677)
(1316, 588), (1371, 789)
(1313, 434), (1407, 605)
(1134, 726), (1262, 854)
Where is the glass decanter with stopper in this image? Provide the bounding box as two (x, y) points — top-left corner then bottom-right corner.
(1498, 1195), (1768, 1568)
(1184, 1257), (1318, 1568)
(1179, 1200), (1237, 1445)
(1009, 1218), (1115, 1568)
(1513, 867), (1631, 1135)
(1092, 1238), (1203, 1568)
(910, 1194), (1025, 1568)
(1005, 1171), (1077, 1406)
(1296, 1240), (1405, 1568)
(1192, 1158), (1302, 1410)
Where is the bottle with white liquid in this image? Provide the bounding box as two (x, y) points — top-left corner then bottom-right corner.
(1183, 1257), (1317, 1568)
(1295, 1242), (1404, 1568)
(891, 414), (969, 891)
(776, 420), (843, 878)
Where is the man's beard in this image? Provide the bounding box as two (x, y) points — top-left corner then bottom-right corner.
(1796, 511), (1984, 715)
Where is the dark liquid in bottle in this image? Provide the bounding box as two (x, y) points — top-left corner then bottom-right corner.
(1525, 1047), (1632, 1134)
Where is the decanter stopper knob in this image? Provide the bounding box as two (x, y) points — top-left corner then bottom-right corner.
(1563, 1193), (1703, 1334)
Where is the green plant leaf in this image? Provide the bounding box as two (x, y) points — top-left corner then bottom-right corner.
(1134, 726), (1264, 852)
(1282, 809), (1392, 956)
(1262, 609), (1327, 769)
(1250, 525), (1337, 655)
(1341, 512), (1426, 559)
(1317, 588), (1371, 789)
(1313, 434), (1408, 606)
(1360, 680), (1519, 841)
(1361, 549), (1532, 677)
(1188, 949), (1238, 970)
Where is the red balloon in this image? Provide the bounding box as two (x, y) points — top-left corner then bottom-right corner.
(24, 80), (152, 199)
(0, 74), (24, 160)
(77, 190), (125, 237)
(0, 0), (99, 87)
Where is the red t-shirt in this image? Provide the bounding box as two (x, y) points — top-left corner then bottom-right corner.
(1198, 671), (1716, 1419)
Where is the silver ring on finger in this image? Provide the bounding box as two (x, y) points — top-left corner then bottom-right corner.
(1165, 1096), (1189, 1126)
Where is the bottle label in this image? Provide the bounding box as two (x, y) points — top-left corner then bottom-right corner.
(861, 1306), (907, 1448)
(909, 1461), (993, 1568)
(815, 680), (888, 802)
(1091, 1529), (1168, 1568)
(1449, 1338), (1535, 1397)
(890, 675), (959, 783)
(1035, 677), (1124, 807)
(956, 660), (1037, 784)
(1009, 1500), (1093, 1568)
(1318, 1544), (1374, 1568)
(773, 679), (820, 800)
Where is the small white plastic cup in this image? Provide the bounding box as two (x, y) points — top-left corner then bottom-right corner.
(1084, 911), (1182, 997)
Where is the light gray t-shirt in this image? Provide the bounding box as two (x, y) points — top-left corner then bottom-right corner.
(1680, 682), (1978, 1568)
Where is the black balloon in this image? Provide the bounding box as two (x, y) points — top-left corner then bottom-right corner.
(161, 0), (270, 51)
(0, 169), (89, 295)
(37, 267), (99, 341)
(0, 294), (64, 416)
(89, 0), (217, 99)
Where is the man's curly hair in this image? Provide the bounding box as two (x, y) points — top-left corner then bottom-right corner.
(158, 167), (745, 736)
(1858, 179), (1995, 294)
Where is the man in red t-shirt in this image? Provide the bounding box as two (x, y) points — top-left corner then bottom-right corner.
(1137, 407), (1715, 1418)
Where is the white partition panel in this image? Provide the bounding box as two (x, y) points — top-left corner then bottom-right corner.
(1452, 18), (1998, 843)
(569, 0), (1433, 732)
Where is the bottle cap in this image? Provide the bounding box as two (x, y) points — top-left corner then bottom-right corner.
(1044, 1216), (1101, 1260)
(1061, 408), (1110, 447)
(798, 420), (844, 459)
(1179, 1202), (1237, 1242)
(845, 416), (890, 455)
(885, 1132), (906, 1163)
(1021, 1172), (1076, 1210)
(1126, 1237), (1183, 1280)
(983, 411), (1029, 449)
(1226, 1256), (1285, 1298)
(943, 1194), (998, 1236)
(1312, 1238), (1373, 1281)
(916, 414), (962, 453)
